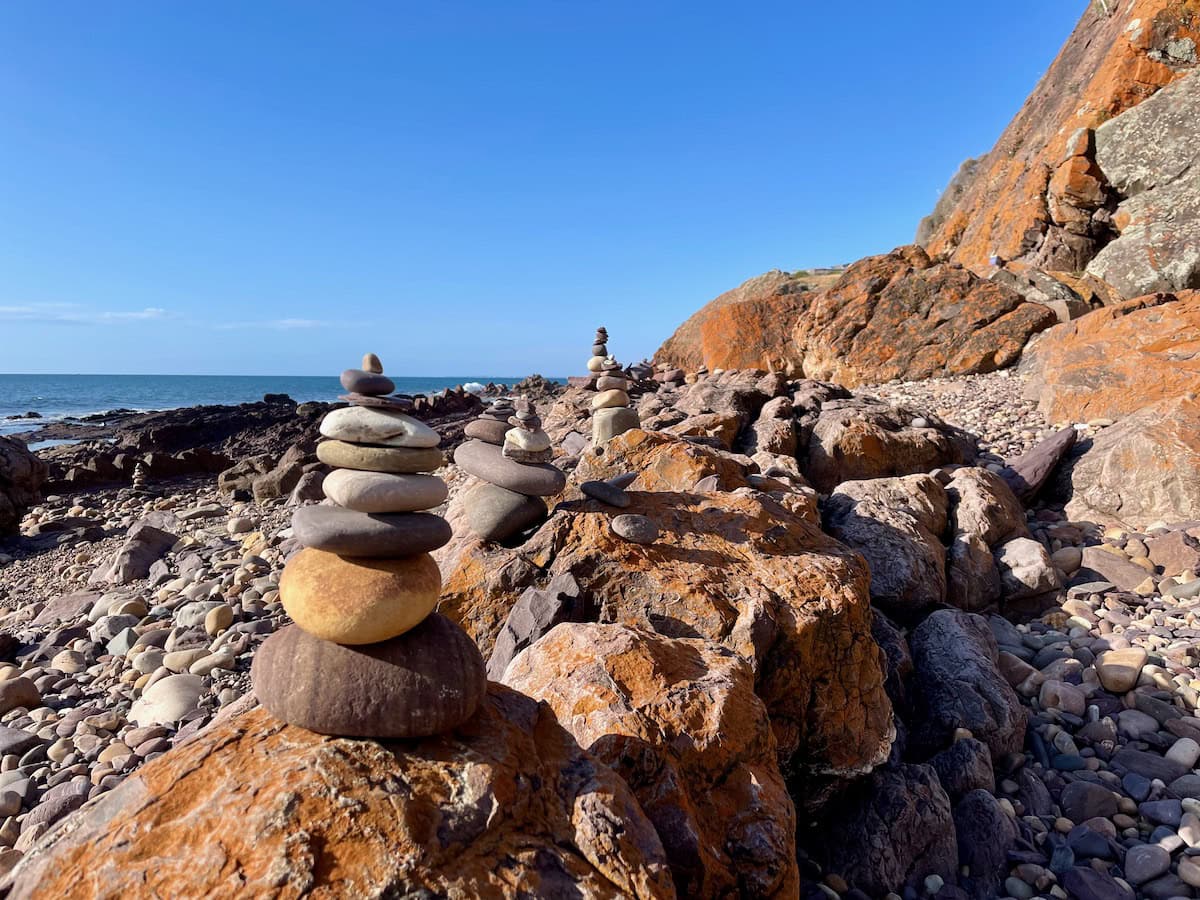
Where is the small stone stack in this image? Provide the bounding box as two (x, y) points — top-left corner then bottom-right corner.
(455, 397), (566, 543)
(251, 352), (485, 739)
(588, 332), (640, 445)
(130, 462), (154, 497)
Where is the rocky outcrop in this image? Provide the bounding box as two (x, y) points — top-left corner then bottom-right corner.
(795, 247), (1058, 386)
(1064, 395), (1200, 528)
(572, 428), (754, 494)
(7, 694), (676, 899)
(440, 486), (894, 793)
(503, 623), (798, 898)
(0, 437), (48, 537)
(1024, 291), (1200, 423)
(1087, 69), (1200, 297)
(915, 156), (982, 246)
(656, 247), (1058, 384)
(922, 0), (1200, 273)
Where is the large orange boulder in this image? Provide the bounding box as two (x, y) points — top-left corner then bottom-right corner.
(504, 623), (799, 898)
(439, 487), (894, 797)
(1023, 291), (1200, 422)
(796, 247), (1057, 387)
(7, 692), (676, 899)
(572, 428), (754, 493)
(922, 0), (1200, 273)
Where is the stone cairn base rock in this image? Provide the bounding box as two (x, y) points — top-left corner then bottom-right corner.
(253, 352), (485, 738)
(587, 327), (641, 445)
(455, 398), (565, 542)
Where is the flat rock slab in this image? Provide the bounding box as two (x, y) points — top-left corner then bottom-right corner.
(317, 441), (444, 474)
(453, 440), (566, 497)
(319, 406), (439, 448)
(321, 470), (447, 513)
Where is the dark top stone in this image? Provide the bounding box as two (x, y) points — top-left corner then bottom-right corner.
(453, 440), (566, 497)
(581, 480), (630, 508)
(464, 419), (510, 445)
(340, 369), (396, 396)
(291, 506), (451, 557)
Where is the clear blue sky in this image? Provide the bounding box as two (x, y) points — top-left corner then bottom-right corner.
(1, 1), (1085, 376)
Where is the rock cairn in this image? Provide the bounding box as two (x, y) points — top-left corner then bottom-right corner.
(455, 397), (566, 543)
(586, 327), (640, 445)
(251, 352), (485, 738)
(129, 461), (154, 497)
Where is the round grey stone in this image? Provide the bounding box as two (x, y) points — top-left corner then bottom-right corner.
(611, 514), (659, 545)
(340, 369), (395, 396)
(465, 482), (547, 542)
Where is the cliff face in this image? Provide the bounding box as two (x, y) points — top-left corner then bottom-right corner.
(922, 0), (1199, 273)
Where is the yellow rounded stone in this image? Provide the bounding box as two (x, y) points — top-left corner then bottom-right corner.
(591, 389), (630, 410)
(280, 548), (441, 645)
(586, 356), (606, 373)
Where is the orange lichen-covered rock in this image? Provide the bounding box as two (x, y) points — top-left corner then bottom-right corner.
(923, 0), (1200, 272)
(7, 691), (676, 900)
(573, 428), (754, 493)
(695, 289), (812, 375)
(504, 623), (799, 898)
(439, 486), (894, 797)
(796, 247), (1057, 387)
(1023, 291), (1200, 422)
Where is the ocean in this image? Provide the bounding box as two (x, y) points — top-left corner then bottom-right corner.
(0, 373), (540, 440)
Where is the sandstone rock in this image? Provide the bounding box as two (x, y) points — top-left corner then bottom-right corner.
(1097, 647), (1149, 693)
(89, 518), (179, 585)
(279, 548), (441, 645)
(504, 623), (798, 898)
(251, 443), (308, 502)
(816, 763), (957, 897)
(439, 487), (893, 794)
(922, 0), (1200, 272)
(128, 674), (203, 727)
(0, 437), (48, 536)
(464, 482), (548, 543)
(252, 617), (485, 738)
(823, 475), (949, 618)
(1077, 545), (1156, 590)
(486, 573), (585, 680)
(909, 610), (1026, 759)
(7, 692), (675, 899)
(592, 408), (642, 444)
(797, 247), (1058, 386)
(316, 441), (444, 474)
(0, 678), (40, 716)
(1064, 396), (1200, 528)
(1024, 292), (1200, 422)
(1087, 70), (1200, 298)
(804, 397), (975, 493)
(574, 428), (752, 493)
(946, 533), (1003, 614)
(454, 440), (566, 497)
(946, 467), (1029, 546)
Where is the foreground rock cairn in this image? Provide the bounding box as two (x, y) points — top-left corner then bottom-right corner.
(251, 352), (485, 737)
(455, 397), (566, 543)
(587, 327), (640, 445)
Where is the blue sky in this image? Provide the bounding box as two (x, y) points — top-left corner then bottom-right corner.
(1, 2), (1085, 376)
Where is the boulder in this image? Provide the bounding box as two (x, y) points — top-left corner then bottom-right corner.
(1064, 396), (1200, 528)
(6, 693), (675, 899)
(921, 0), (1200, 273)
(251, 444), (308, 502)
(815, 763), (957, 896)
(797, 246), (1058, 386)
(0, 436), (48, 536)
(89, 517), (179, 585)
(486, 573), (586, 680)
(909, 610), (1026, 759)
(572, 428), (753, 493)
(804, 397), (976, 493)
(946, 467), (1029, 546)
(439, 486), (894, 795)
(823, 475), (949, 618)
(1076, 546), (1152, 591)
(954, 789), (1018, 899)
(1086, 69), (1200, 299)
(1023, 292), (1200, 422)
(504, 623), (798, 898)
(1000, 426), (1078, 503)
(994, 536), (1063, 601)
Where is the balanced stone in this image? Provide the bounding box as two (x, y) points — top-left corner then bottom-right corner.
(251, 615), (485, 738)
(464, 418), (510, 445)
(340, 369), (395, 396)
(291, 506), (451, 556)
(595, 376), (629, 392)
(465, 482), (549, 543)
(280, 548), (441, 644)
(454, 440), (566, 497)
(611, 514), (659, 545)
(320, 406), (439, 448)
(321, 470), (448, 513)
(592, 389), (630, 410)
(592, 343), (607, 356)
(317, 441), (443, 473)
(339, 393), (414, 412)
(504, 428), (551, 453)
(586, 356), (606, 373)
(362, 352), (384, 374)
(592, 407), (641, 444)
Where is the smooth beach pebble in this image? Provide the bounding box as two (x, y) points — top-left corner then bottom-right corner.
(611, 514), (659, 545)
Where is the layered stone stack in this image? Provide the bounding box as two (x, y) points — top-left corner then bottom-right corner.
(129, 461), (154, 497)
(251, 353), (485, 738)
(455, 397), (565, 543)
(586, 327), (641, 445)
